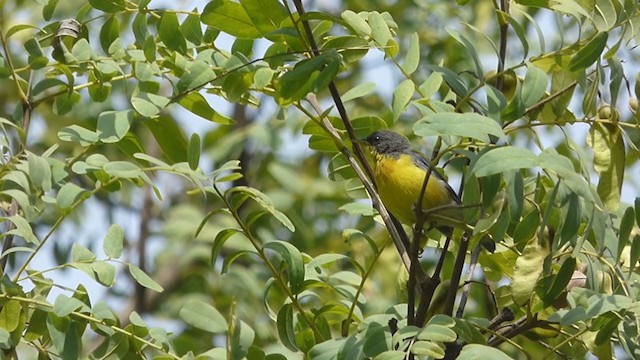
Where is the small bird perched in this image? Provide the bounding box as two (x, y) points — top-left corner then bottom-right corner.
(361, 130), (464, 237)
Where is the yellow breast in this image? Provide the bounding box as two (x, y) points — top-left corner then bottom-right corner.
(373, 154), (461, 227)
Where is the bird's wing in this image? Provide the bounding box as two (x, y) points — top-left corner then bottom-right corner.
(410, 150), (462, 205)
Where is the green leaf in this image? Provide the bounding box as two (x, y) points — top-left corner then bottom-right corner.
(158, 12), (187, 53)
(97, 110), (134, 143)
(276, 52), (341, 104)
(143, 116), (188, 163)
(92, 261), (116, 286)
(103, 161), (142, 179)
(27, 152), (52, 192)
(103, 224), (124, 258)
(586, 122), (624, 210)
(179, 300), (228, 333)
(1, 190), (37, 221)
(187, 133), (201, 170)
(264, 241), (305, 294)
(521, 63), (548, 108)
(503, 12), (529, 59)
(226, 186), (295, 231)
(132, 12), (148, 45)
(392, 79), (414, 122)
(178, 92), (234, 124)
(568, 32), (608, 72)
(181, 11), (203, 45)
(411, 341), (444, 358)
(424, 65), (468, 97)
(131, 92), (170, 118)
(72, 243), (96, 262)
(417, 324), (457, 342)
(88, 75), (112, 102)
(71, 38), (92, 61)
(4, 215), (39, 245)
(143, 35), (156, 62)
(368, 11), (397, 57)
(617, 206), (634, 263)
(512, 237), (549, 305)
(58, 125), (99, 146)
(6, 24), (40, 39)
(53, 295), (85, 317)
(89, 0), (125, 12)
(202, 0), (262, 39)
(32, 78), (67, 96)
(241, 0), (287, 34)
(473, 147), (538, 177)
(402, 32), (420, 75)
(373, 351), (406, 360)
(176, 60), (216, 93)
(128, 264), (163, 292)
(0, 300), (21, 332)
(629, 234), (640, 273)
(56, 183), (85, 209)
(458, 344), (512, 360)
(559, 193), (580, 247)
(542, 256), (576, 306)
(210, 228), (242, 266)
(254, 67), (274, 88)
(53, 91), (81, 115)
(328, 153), (357, 181)
(99, 16), (119, 54)
(341, 10), (371, 36)
(342, 82), (376, 103)
(276, 303), (298, 351)
(415, 112), (505, 142)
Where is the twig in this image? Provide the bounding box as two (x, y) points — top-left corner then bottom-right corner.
(496, 0), (509, 92)
(408, 138), (441, 325)
(213, 183), (324, 341)
(487, 307), (515, 331)
(442, 232), (469, 316)
(455, 243), (482, 318)
(135, 185), (153, 313)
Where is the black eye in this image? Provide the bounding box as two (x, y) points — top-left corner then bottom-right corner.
(375, 136), (380, 141)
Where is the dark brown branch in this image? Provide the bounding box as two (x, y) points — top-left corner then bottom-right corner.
(455, 243), (482, 318)
(496, 0), (509, 92)
(135, 185), (153, 313)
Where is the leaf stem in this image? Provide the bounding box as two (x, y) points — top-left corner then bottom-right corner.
(0, 293), (180, 359)
(212, 183), (323, 341)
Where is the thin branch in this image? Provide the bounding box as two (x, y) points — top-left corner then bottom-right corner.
(455, 243), (482, 318)
(496, 0), (510, 92)
(135, 185), (154, 313)
(343, 236), (391, 336)
(12, 178), (120, 282)
(213, 183), (324, 341)
(0, 293), (181, 359)
(408, 139), (441, 325)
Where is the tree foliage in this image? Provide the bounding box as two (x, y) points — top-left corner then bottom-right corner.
(0, 0), (639, 359)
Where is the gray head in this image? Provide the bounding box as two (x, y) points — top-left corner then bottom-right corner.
(363, 130), (412, 155)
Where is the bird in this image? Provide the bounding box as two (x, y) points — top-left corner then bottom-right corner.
(360, 130), (494, 251)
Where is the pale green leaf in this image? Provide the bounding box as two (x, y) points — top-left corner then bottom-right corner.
(97, 110), (134, 143)
(103, 224), (124, 259)
(180, 300), (228, 333)
(415, 112), (505, 142)
(128, 264), (163, 292)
